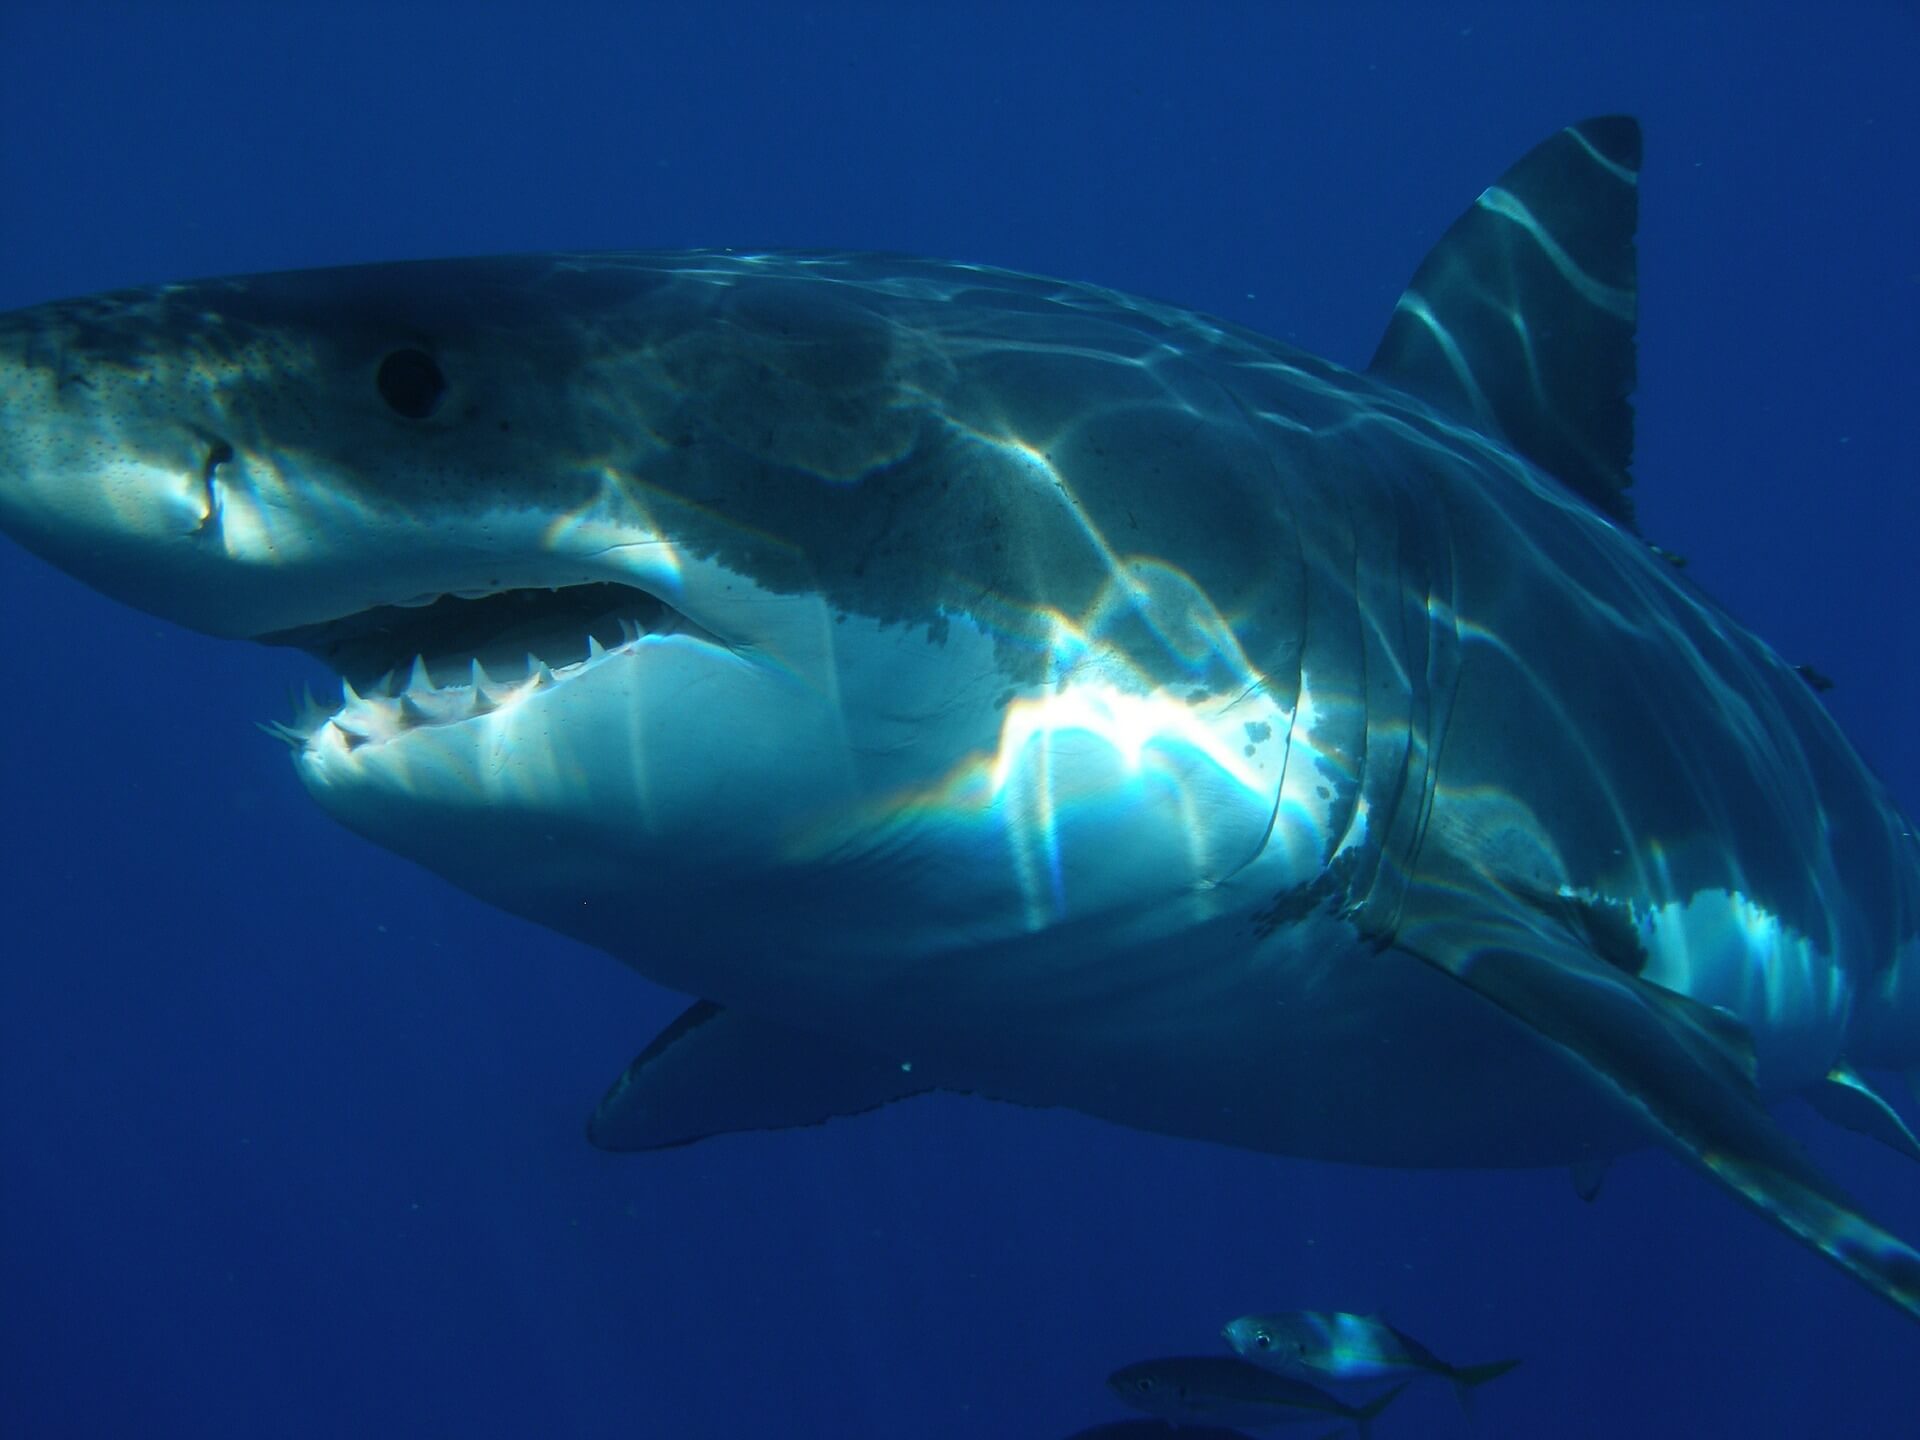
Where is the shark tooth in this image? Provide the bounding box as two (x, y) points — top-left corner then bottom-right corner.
(399, 693), (434, 726)
(587, 634), (607, 660)
(468, 660), (498, 715)
(407, 654), (433, 694)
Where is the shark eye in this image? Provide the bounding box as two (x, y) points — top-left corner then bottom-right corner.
(1253, 1333), (1272, 1349)
(376, 348), (447, 419)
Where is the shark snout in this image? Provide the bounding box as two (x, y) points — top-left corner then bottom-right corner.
(0, 338), (244, 629)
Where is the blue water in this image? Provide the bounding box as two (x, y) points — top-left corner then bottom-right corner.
(2, 4), (1915, 1436)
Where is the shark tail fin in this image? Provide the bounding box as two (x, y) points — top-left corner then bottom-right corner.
(1449, 1357), (1522, 1418)
(1351, 1379), (1410, 1440)
(1368, 116), (1641, 529)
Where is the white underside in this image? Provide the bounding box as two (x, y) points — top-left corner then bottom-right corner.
(288, 563), (1871, 1171)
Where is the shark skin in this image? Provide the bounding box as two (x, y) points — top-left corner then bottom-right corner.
(2, 118), (1918, 1320)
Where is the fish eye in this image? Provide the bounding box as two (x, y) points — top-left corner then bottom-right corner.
(1134, 1378), (1154, 1393)
(1253, 1333), (1272, 1349)
(375, 348), (447, 419)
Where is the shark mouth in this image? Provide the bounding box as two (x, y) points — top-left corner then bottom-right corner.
(259, 581), (724, 749)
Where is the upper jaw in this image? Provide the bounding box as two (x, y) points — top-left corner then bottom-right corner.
(255, 561), (746, 753)
(264, 587), (726, 754)
(257, 577), (719, 694)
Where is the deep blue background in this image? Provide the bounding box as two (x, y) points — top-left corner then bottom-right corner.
(3, 4), (1916, 1436)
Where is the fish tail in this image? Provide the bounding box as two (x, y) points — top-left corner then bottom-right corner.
(1450, 1357), (1522, 1416)
(1352, 1379), (1411, 1440)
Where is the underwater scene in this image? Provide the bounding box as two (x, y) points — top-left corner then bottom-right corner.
(2, 4), (1916, 1437)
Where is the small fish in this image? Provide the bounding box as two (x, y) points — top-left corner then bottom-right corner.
(1108, 1355), (1405, 1439)
(1223, 1310), (1519, 1415)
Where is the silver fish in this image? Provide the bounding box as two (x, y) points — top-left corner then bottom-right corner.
(1224, 1311), (1518, 1415)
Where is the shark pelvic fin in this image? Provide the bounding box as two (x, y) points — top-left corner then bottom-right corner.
(587, 1001), (934, 1151)
(1369, 116), (1641, 529)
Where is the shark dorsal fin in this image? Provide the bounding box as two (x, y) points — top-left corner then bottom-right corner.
(1368, 116), (1641, 529)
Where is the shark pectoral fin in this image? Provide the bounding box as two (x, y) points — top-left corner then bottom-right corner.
(1638, 986), (1759, 1081)
(1368, 115), (1641, 528)
(1808, 1063), (1920, 1164)
(1400, 907), (1920, 1322)
(587, 1001), (933, 1152)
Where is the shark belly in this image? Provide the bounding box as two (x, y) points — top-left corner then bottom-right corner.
(891, 913), (1643, 1169)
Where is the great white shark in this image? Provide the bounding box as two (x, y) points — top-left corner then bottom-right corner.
(3, 117), (1918, 1323)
